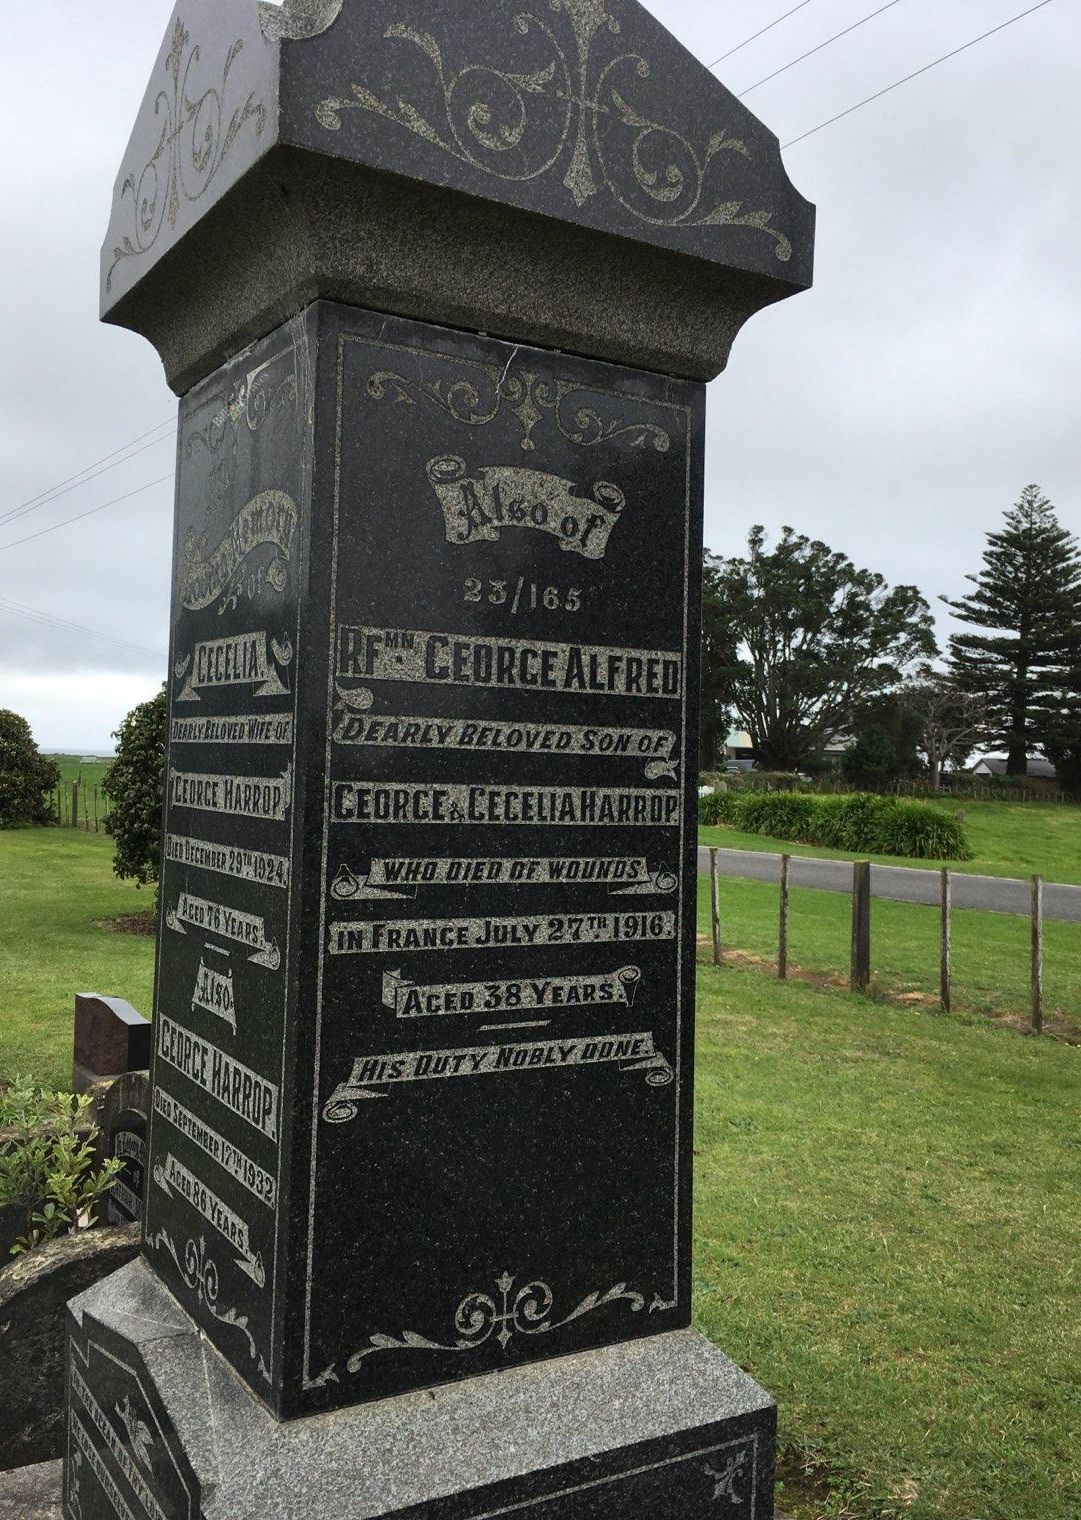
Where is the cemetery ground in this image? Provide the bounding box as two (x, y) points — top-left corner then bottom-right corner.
(1, 827), (1078, 1518)
(0, 829), (153, 1087)
(694, 958), (1080, 1520)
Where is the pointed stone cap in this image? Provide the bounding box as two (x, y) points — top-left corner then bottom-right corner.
(102, 0), (814, 391)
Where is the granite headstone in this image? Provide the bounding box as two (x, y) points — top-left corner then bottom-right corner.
(66, 2), (815, 1515)
(72, 996), (151, 1095)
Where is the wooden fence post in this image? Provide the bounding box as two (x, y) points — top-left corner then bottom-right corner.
(1031, 875), (1044, 1034)
(71, 781), (79, 831)
(778, 854), (790, 980)
(939, 868), (952, 1013)
(709, 847), (722, 967)
(850, 860), (872, 994)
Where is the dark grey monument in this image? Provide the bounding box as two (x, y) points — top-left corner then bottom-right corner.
(65, 2), (814, 1515)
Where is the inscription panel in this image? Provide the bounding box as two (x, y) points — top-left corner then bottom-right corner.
(105, 1113), (147, 1229)
(66, 1314), (199, 1520)
(393, 1431), (765, 1520)
(298, 309), (702, 1408)
(143, 317), (310, 1396)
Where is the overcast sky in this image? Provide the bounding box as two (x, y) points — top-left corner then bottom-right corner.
(0, 0), (1077, 751)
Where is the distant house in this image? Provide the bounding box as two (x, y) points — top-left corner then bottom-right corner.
(972, 755), (1058, 780)
(724, 730), (755, 766)
(721, 729), (850, 771)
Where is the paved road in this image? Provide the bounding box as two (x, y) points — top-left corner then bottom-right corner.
(697, 846), (1081, 924)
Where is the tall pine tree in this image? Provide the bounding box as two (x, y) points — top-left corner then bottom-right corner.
(944, 485), (1081, 775)
(1039, 663), (1081, 796)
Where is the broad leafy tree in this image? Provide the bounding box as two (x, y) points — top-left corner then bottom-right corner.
(840, 725), (898, 789)
(848, 690), (925, 781)
(103, 687), (167, 889)
(705, 527), (936, 771)
(902, 673), (988, 789)
(944, 485), (1081, 775)
(0, 711), (60, 826)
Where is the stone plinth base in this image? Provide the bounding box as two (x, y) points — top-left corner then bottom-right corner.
(0, 1460), (63, 1520)
(64, 1260), (775, 1519)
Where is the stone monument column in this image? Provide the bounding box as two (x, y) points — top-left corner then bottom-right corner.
(65, 2), (814, 1515)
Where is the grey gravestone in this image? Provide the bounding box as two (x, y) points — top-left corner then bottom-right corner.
(67, 2), (814, 1516)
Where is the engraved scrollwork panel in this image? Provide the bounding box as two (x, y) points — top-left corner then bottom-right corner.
(340, 1270), (654, 1378)
(107, 18), (268, 293)
(150, 1228), (272, 1384)
(313, 0), (793, 262)
(706, 1450), (750, 1506)
(185, 353), (299, 521)
(364, 345), (671, 454)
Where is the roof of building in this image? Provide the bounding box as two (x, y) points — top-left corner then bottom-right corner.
(972, 756), (1058, 779)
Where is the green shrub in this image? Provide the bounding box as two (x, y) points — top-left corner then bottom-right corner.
(841, 726), (899, 789)
(812, 793), (894, 851)
(875, 799), (972, 859)
(700, 788), (972, 861)
(698, 790), (738, 826)
(736, 791), (819, 840)
(103, 686), (166, 890)
(0, 711), (60, 827)
(0, 1077), (121, 1255)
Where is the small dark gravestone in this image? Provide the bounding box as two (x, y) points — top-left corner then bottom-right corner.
(72, 996), (151, 1095)
(88, 1072), (151, 1229)
(103, 1120), (145, 1230)
(66, 2), (814, 1516)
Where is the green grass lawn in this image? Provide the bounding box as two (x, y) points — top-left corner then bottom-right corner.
(701, 798), (1081, 886)
(694, 960), (1081, 1520)
(2, 829), (1079, 1517)
(0, 829), (154, 1088)
(696, 876), (1081, 1033)
(50, 753), (113, 789)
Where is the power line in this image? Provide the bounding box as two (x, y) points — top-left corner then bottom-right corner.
(0, 428), (175, 532)
(0, 417), (173, 529)
(706, 0), (821, 70)
(0, 595), (161, 659)
(739, 0), (904, 97)
(0, 474), (174, 553)
(782, 0), (1056, 148)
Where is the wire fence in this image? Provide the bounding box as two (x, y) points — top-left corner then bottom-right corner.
(52, 782), (111, 833)
(704, 848), (1072, 1037)
(884, 779), (1074, 806)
